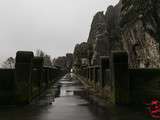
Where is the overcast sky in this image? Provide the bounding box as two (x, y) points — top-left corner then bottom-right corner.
(0, 0), (119, 62)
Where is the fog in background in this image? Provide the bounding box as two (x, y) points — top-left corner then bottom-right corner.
(0, 0), (119, 63)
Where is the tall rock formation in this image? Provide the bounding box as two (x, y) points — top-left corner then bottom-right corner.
(73, 0), (160, 70)
(73, 42), (89, 73)
(120, 0), (160, 68)
(87, 11), (109, 65)
(87, 1), (123, 66)
(105, 1), (122, 51)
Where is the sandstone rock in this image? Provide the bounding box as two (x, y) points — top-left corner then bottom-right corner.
(120, 0), (160, 68)
(73, 42), (89, 66)
(87, 1), (123, 66)
(73, 0), (160, 69)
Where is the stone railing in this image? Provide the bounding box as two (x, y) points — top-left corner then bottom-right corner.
(77, 51), (160, 105)
(0, 51), (62, 105)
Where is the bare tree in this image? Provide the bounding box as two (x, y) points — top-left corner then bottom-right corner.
(35, 49), (52, 67)
(1, 57), (15, 68)
(35, 49), (45, 57)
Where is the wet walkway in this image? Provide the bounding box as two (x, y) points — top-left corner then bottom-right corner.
(0, 74), (105, 120)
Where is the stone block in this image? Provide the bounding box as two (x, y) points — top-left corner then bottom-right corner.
(100, 56), (110, 88)
(111, 51), (130, 104)
(15, 51), (34, 104)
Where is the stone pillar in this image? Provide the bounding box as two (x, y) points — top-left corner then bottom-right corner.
(15, 51), (34, 104)
(31, 57), (44, 96)
(49, 68), (52, 84)
(87, 67), (89, 80)
(43, 67), (49, 88)
(83, 66), (88, 78)
(100, 56), (110, 88)
(90, 67), (94, 81)
(94, 66), (100, 83)
(88, 67), (92, 81)
(41, 69), (46, 90)
(52, 67), (57, 81)
(50, 68), (54, 83)
(48, 67), (53, 85)
(111, 51), (130, 104)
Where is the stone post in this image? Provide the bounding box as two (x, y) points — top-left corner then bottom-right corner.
(31, 57), (44, 96)
(88, 67), (92, 81)
(111, 51), (130, 104)
(94, 66), (100, 83)
(15, 51), (34, 104)
(87, 67), (89, 80)
(100, 56), (110, 88)
(43, 67), (49, 88)
(49, 68), (52, 84)
(90, 67), (94, 81)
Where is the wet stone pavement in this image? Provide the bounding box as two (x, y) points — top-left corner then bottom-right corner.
(0, 74), (106, 120)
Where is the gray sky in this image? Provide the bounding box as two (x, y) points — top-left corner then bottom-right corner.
(0, 0), (119, 62)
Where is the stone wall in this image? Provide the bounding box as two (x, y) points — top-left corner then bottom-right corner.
(0, 69), (15, 104)
(130, 69), (160, 104)
(84, 51), (160, 105)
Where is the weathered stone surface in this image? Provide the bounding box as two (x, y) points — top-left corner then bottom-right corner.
(87, 1), (123, 66)
(73, 42), (89, 74)
(73, 1), (123, 75)
(15, 51), (34, 104)
(111, 51), (130, 104)
(73, 0), (160, 71)
(121, 0), (160, 68)
(106, 1), (123, 51)
(73, 42), (89, 65)
(87, 12), (109, 65)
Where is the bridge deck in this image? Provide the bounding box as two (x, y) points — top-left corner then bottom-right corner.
(0, 74), (152, 120)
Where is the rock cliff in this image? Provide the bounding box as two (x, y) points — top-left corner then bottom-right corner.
(121, 0), (160, 68)
(87, 0), (123, 66)
(73, 0), (160, 69)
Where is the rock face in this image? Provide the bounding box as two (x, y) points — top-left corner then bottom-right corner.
(87, 1), (123, 66)
(73, 0), (160, 69)
(120, 0), (160, 68)
(88, 12), (109, 65)
(73, 42), (89, 73)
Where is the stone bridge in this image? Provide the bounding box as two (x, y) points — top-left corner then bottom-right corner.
(0, 51), (63, 105)
(0, 51), (155, 119)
